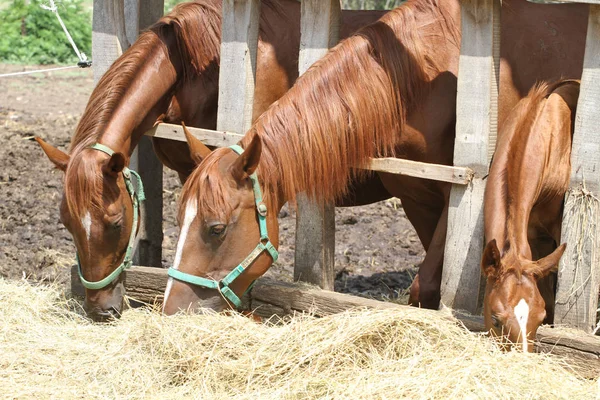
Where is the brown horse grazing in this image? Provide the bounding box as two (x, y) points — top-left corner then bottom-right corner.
(161, 0), (589, 316)
(481, 80), (580, 352)
(35, 0), (386, 321)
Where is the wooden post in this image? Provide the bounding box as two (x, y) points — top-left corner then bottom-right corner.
(91, 0), (130, 83)
(216, 0), (261, 134)
(440, 0), (500, 313)
(554, 5), (600, 333)
(293, 0), (341, 290)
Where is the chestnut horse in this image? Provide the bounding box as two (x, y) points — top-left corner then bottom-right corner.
(35, 0), (386, 321)
(162, 0), (588, 317)
(482, 80), (579, 351)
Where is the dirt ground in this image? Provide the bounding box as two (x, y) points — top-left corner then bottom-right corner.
(0, 64), (424, 303)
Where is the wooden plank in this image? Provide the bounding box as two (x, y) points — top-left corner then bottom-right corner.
(366, 158), (474, 185)
(216, 0), (261, 134)
(92, 0), (127, 84)
(145, 123), (244, 147)
(293, 0), (341, 291)
(129, 0), (165, 268)
(440, 0), (500, 313)
(555, 6), (600, 333)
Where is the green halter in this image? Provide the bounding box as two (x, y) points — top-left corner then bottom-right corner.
(167, 144), (279, 308)
(76, 143), (146, 290)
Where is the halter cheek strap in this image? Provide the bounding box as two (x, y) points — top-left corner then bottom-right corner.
(76, 143), (146, 290)
(167, 144), (278, 308)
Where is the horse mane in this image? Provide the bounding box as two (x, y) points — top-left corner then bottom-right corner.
(180, 0), (454, 220)
(64, 0), (285, 220)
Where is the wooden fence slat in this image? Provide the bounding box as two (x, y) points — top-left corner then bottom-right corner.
(145, 123), (244, 147)
(555, 6), (600, 333)
(293, 0), (341, 291)
(92, 0), (127, 84)
(366, 158), (474, 185)
(216, 0), (261, 134)
(440, 0), (500, 313)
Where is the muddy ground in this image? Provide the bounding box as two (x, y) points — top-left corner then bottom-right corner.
(0, 64), (424, 303)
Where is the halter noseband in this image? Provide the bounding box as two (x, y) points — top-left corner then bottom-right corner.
(76, 143), (146, 290)
(167, 144), (279, 308)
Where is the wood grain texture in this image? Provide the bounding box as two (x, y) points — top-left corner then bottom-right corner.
(294, 0), (341, 290)
(366, 158), (474, 185)
(440, 0), (500, 313)
(216, 0), (261, 134)
(555, 6), (600, 332)
(92, 0), (127, 84)
(145, 123), (244, 147)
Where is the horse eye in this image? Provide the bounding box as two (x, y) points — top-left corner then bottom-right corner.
(209, 224), (227, 236)
(491, 314), (502, 330)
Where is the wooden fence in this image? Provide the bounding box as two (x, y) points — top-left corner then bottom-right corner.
(87, 0), (600, 336)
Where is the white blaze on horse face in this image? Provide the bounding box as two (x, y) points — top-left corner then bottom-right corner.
(163, 201), (198, 312)
(514, 298), (530, 352)
(81, 211), (92, 241)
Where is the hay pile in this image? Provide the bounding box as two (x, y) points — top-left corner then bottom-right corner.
(0, 279), (596, 399)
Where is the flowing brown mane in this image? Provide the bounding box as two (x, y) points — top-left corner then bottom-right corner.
(64, 0), (284, 220)
(181, 0), (457, 221)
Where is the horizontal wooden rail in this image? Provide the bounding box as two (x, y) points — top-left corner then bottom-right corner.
(70, 265), (600, 378)
(144, 123), (244, 147)
(145, 124), (474, 185)
(366, 158), (474, 185)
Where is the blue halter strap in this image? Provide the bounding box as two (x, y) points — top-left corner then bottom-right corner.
(167, 144), (279, 308)
(76, 143), (146, 290)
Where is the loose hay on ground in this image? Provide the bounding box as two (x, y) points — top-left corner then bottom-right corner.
(0, 279), (596, 399)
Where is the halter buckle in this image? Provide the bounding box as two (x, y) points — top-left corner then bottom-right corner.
(257, 202), (268, 217)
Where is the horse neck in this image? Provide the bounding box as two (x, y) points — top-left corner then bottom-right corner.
(96, 45), (178, 157)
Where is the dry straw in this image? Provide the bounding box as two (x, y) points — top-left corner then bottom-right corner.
(0, 279), (597, 399)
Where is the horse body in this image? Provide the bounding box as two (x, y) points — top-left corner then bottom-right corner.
(482, 80), (579, 351)
(163, 0), (589, 316)
(35, 0), (384, 321)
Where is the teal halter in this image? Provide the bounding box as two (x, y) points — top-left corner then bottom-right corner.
(76, 143), (146, 290)
(167, 144), (279, 308)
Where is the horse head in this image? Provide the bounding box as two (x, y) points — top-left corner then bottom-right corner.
(162, 125), (279, 315)
(36, 138), (142, 321)
(481, 239), (566, 352)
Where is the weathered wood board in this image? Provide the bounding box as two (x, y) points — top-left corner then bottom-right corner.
(216, 0), (261, 134)
(440, 0), (500, 313)
(293, 0), (341, 290)
(367, 158), (473, 185)
(555, 5), (600, 333)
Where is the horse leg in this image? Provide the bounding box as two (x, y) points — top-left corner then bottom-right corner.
(407, 205), (448, 309)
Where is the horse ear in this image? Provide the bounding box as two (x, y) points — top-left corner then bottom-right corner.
(481, 239), (502, 278)
(35, 137), (69, 171)
(102, 152), (126, 177)
(230, 134), (262, 181)
(182, 122), (211, 165)
(528, 243), (566, 279)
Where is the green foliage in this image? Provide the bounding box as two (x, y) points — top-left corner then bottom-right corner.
(0, 0), (91, 65)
